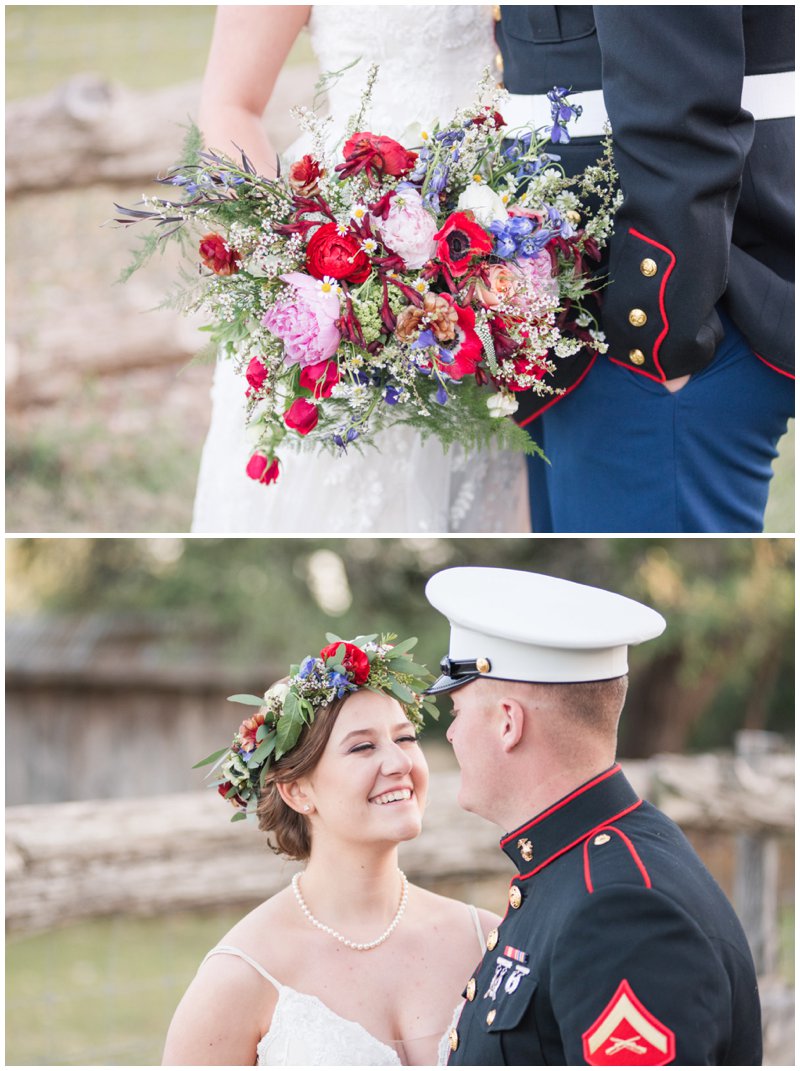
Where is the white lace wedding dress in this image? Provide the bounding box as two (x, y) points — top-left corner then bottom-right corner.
(200, 904), (485, 1065)
(191, 5), (530, 533)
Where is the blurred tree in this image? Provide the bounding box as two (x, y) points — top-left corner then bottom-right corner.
(6, 538), (793, 755)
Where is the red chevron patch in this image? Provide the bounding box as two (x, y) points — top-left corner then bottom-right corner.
(582, 979), (676, 1065)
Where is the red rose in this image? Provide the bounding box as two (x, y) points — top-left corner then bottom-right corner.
(434, 212), (493, 277)
(284, 397), (319, 436)
(319, 641), (370, 685)
(199, 233), (241, 275)
(299, 359), (340, 399)
(336, 132), (417, 184)
(246, 453), (280, 484)
(306, 222), (371, 285)
(245, 357), (268, 393)
(289, 154), (325, 196)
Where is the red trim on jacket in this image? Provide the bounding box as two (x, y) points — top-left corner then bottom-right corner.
(515, 800), (643, 882)
(614, 228), (677, 382)
(517, 350), (599, 428)
(755, 352), (795, 380)
(583, 823), (653, 893)
(501, 765), (621, 846)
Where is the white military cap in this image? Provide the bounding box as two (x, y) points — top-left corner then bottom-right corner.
(424, 567), (666, 693)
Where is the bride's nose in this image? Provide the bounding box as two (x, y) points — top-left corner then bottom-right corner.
(380, 741), (413, 775)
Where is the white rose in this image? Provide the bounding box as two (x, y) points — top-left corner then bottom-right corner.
(264, 681), (290, 704)
(457, 183), (509, 229)
(487, 391), (519, 418)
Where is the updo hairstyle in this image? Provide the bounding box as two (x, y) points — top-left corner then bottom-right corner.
(256, 682), (350, 860)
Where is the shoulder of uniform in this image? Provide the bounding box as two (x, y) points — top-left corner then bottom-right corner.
(581, 823), (653, 895)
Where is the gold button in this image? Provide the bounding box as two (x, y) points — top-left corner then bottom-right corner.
(517, 837), (534, 863)
(476, 657), (491, 674)
(449, 1027), (459, 1052)
(486, 928), (499, 951)
(509, 885), (522, 909)
(628, 308), (647, 327)
(640, 258), (658, 277)
(594, 833), (611, 845)
(492, 4), (501, 20)
(486, 1008), (497, 1026)
(629, 348), (645, 366)
(466, 977), (477, 1002)
(495, 52), (504, 74)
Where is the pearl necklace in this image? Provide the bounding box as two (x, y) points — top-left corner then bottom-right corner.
(291, 870), (409, 951)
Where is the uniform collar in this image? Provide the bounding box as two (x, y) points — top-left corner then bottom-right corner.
(501, 764), (641, 878)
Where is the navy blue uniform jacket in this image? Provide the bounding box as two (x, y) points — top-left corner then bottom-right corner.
(447, 765), (762, 1065)
(495, 5), (795, 424)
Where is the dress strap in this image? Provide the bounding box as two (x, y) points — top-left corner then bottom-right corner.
(201, 944), (282, 991)
(466, 904), (486, 955)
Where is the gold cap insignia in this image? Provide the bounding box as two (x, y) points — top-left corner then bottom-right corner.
(476, 657), (491, 674)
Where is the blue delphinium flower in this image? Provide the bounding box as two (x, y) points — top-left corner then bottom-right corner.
(547, 86), (583, 145)
(435, 382), (449, 405)
(384, 385), (402, 405)
(298, 655), (317, 679)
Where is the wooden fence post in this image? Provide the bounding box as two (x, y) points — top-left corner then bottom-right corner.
(733, 730), (783, 976)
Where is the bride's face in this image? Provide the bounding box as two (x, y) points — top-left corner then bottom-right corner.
(304, 689), (429, 847)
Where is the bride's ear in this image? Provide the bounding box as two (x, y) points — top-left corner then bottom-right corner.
(276, 780), (315, 815)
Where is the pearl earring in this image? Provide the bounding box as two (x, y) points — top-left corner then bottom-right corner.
(303, 805), (311, 812)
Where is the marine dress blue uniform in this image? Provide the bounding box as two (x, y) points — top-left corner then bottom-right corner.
(424, 567), (763, 1066)
(445, 765), (762, 1066)
(495, 5), (795, 532)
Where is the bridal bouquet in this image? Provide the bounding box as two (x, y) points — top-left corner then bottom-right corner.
(116, 70), (619, 486)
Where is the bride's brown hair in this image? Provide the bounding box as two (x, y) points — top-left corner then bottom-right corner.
(256, 685), (350, 860)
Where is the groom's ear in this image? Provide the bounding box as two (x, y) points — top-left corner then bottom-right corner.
(276, 779), (313, 814)
(497, 696), (525, 753)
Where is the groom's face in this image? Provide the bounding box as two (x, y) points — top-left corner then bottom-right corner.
(445, 680), (503, 819)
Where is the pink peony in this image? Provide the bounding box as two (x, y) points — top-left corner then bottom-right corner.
(375, 189), (438, 270)
(262, 272), (341, 368)
(511, 252), (559, 310)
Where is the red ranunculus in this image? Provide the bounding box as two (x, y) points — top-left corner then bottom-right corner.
(336, 132), (417, 184)
(319, 641), (370, 684)
(245, 357), (268, 393)
(288, 154), (325, 196)
(306, 222), (371, 285)
(299, 359), (340, 399)
(199, 233), (241, 275)
(246, 453), (280, 484)
(217, 781), (246, 808)
(284, 397), (319, 436)
(434, 212), (493, 277)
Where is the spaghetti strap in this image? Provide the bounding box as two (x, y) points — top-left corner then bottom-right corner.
(201, 944), (282, 991)
(466, 904), (486, 955)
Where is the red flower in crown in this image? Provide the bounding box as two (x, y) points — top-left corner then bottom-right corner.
(238, 712), (266, 752)
(319, 641), (370, 685)
(199, 233), (241, 275)
(434, 212), (493, 277)
(336, 132), (417, 185)
(306, 222), (371, 284)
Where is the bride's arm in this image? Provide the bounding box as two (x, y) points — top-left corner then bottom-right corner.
(199, 4), (311, 179)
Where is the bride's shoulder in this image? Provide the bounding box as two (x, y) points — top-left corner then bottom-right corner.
(411, 885), (501, 937)
(217, 883), (297, 949)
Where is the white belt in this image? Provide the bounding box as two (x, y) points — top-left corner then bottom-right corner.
(501, 71), (795, 138)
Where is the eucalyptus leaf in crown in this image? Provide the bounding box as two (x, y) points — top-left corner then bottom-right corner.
(194, 634), (438, 821)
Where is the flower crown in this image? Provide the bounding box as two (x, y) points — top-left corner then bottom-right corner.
(194, 633), (438, 821)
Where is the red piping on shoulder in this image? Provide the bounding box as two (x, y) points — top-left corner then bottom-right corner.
(517, 350), (598, 428)
(583, 822), (652, 893)
(755, 352), (795, 380)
